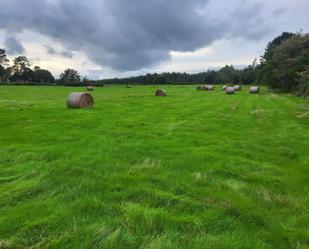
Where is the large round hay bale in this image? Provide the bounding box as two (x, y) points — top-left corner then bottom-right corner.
(155, 89), (167, 96)
(86, 86), (94, 91)
(249, 86), (260, 94)
(226, 87), (235, 94)
(234, 85), (242, 91)
(67, 92), (94, 108)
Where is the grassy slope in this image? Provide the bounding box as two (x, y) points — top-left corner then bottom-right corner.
(0, 85), (308, 249)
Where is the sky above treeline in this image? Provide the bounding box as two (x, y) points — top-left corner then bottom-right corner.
(0, 0), (308, 79)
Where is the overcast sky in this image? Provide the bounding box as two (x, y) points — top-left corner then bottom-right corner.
(0, 0), (308, 79)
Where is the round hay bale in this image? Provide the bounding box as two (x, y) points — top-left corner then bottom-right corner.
(234, 85), (242, 91)
(197, 85), (204, 91)
(226, 87), (235, 94)
(86, 86), (94, 91)
(67, 92), (94, 109)
(249, 86), (260, 94)
(206, 85), (215, 90)
(155, 89), (167, 96)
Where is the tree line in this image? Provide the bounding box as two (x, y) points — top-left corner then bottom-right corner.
(0, 32), (308, 96)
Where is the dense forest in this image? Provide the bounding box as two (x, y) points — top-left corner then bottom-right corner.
(0, 32), (308, 96)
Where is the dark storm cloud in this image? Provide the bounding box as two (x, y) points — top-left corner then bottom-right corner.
(4, 36), (25, 55)
(230, 2), (271, 40)
(0, 0), (271, 71)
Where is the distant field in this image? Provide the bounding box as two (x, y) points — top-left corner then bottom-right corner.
(0, 85), (308, 249)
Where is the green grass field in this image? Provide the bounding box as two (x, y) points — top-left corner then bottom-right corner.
(0, 85), (308, 249)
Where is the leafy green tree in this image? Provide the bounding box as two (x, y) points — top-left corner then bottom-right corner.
(0, 49), (9, 66)
(216, 65), (239, 83)
(262, 32), (295, 62)
(60, 68), (80, 84)
(0, 49), (9, 81)
(257, 32), (295, 84)
(297, 65), (309, 96)
(9, 56), (32, 82)
(82, 77), (91, 84)
(154, 75), (167, 84)
(32, 68), (55, 83)
(204, 70), (217, 84)
(144, 73), (154, 85)
(270, 33), (309, 92)
(0, 65), (5, 81)
(240, 59), (258, 84)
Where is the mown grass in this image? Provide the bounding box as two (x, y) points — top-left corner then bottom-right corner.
(0, 85), (308, 249)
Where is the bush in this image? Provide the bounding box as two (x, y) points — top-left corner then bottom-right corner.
(297, 66), (309, 97)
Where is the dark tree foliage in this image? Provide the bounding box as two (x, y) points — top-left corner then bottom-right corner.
(0, 49), (9, 66)
(204, 70), (218, 84)
(296, 65), (309, 96)
(262, 32), (295, 62)
(32, 69), (55, 83)
(257, 32), (295, 84)
(60, 68), (81, 84)
(0, 49), (9, 81)
(216, 65), (238, 83)
(153, 75), (167, 84)
(0, 65), (5, 81)
(9, 56), (33, 82)
(269, 33), (309, 92)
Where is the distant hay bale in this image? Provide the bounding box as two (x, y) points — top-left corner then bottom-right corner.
(205, 85), (215, 90)
(226, 87), (235, 94)
(197, 85), (205, 90)
(67, 92), (94, 108)
(86, 86), (94, 91)
(155, 89), (167, 96)
(250, 86), (260, 94)
(234, 85), (242, 91)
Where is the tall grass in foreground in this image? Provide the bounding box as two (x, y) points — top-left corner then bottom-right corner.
(0, 85), (308, 249)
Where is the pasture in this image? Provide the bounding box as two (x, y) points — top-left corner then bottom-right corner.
(0, 85), (308, 249)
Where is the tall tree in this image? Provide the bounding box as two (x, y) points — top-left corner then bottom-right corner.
(257, 32), (295, 84)
(0, 49), (9, 81)
(262, 32), (295, 62)
(10, 56), (32, 82)
(216, 65), (239, 83)
(60, 68), (81, 84)
(240, 59), (258, 84)
(32, 68), (55, 83)
(154, 75), (167, 84)
(204, 70), (218, 84)
(0, 49), (9, 66)
(270, 33), (309, 91)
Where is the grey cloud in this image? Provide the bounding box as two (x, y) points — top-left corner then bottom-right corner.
(273, 8), (285, 17)
(230, 2), (271, 40)
(0, 0), (271, 71)
(45, 45), (74, 58)
(61, 51), (74, 59)
(4, 36), (25, 55)
(45, 45), (57, 55)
